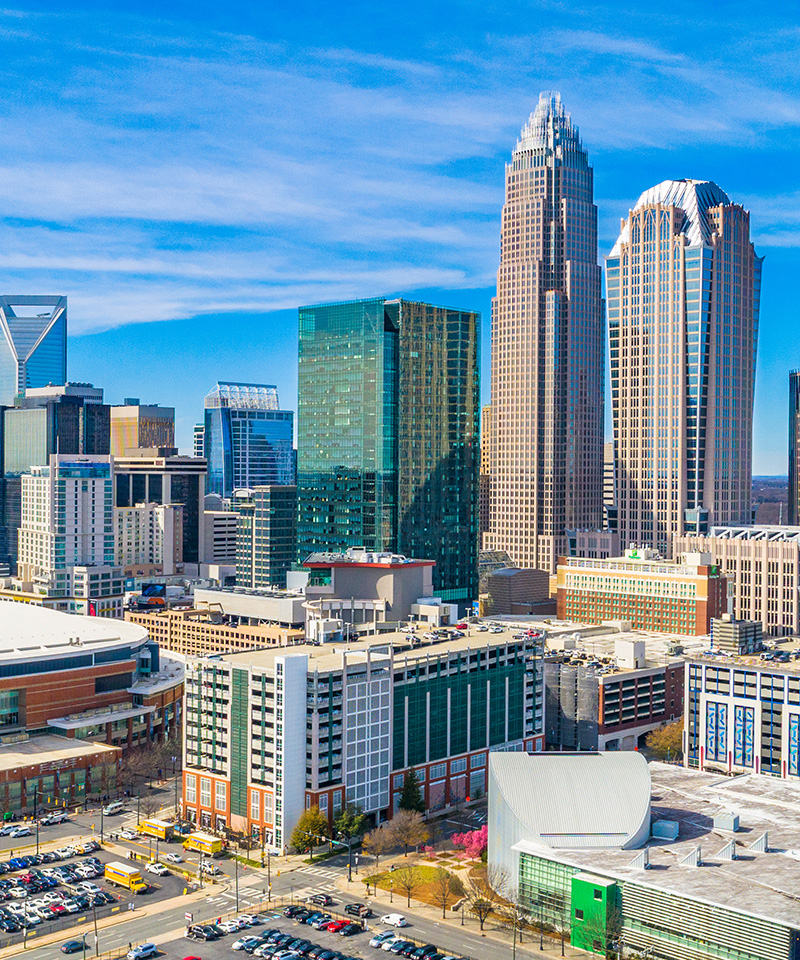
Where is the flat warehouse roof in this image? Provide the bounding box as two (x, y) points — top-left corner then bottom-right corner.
(0, 735), (118, 772)
(516, 762), (800, 929)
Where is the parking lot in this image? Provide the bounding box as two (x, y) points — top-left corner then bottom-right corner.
(154, 902), (463, 960)
(0, 836), (189, 948)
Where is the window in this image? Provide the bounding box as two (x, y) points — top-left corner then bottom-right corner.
(594, 889), (602, 900)
(264, 793), (274, 822)
(200, 778), (211, 807)
(575, 909), (584, 920)
(451, 758), (467, 774)
(185, 775), (197, 804)
(470, 754), (486, 768)
(430, 763), (446, 780)
(393, 774), (404, 790)
(215, 781), (227, 811)
(319, 794), (328, 813)
(251, 791), (260, 821)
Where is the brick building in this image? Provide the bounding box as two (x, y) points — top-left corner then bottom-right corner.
(556, 548), (728, 635)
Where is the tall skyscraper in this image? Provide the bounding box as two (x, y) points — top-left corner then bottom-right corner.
(297, 298), (480, 603)
(484, 93), (604, 574)
(789, 372), (800, 526)
(0, 296), (67, 407)
(607, 180), (762, 555)
(110, 399), (175, 457)
(479, 404), (493, 544)
(193, 423), (205, 459)
(203, 382), (293, 498)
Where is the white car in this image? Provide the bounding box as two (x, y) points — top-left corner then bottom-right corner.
(233, 936), (262, 951)
(77, 882), (101, 894)
(54, 848), (74, 859)
(164, 852), (183, 863)
(145, 862), (169, 876)
(127, 945), (158, 960)
(119, 830), (138, 841)
(370, 932), (397, 948)
(9, 826), (31, 838)
(7, 887), (28, 899)
(218, 919), (243, 933)
(62, 900), (80, 914)
(380, 915), (408, 928)
(238, 914), (260, 926)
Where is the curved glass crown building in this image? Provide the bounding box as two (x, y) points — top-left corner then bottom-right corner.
(0, 296), (67, 407)
(204, 382), (294, 498)
(606, 179), (762, 555)
(485, 92), (604, 574)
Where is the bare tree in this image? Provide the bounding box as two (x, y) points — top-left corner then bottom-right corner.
(140, 794), (161, 819)
(393, 864), (425, 907)
(363, 826), (395, 873)
(430, 867), (464, 918)
(463, 864), (508, 930)
(389, 809), (429, 856)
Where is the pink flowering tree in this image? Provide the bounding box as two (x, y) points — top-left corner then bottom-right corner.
(451, 823), (488, 859)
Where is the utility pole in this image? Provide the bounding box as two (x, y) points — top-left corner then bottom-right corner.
(235, 842), (240, 911)
(92, 902), (99, 956)
(100, 807), (104, 844)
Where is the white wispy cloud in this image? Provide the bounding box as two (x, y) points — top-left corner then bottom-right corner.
(0, 6), (794, 335)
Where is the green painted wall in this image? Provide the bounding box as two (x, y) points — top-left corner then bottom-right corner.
(570, 875), (616, 954)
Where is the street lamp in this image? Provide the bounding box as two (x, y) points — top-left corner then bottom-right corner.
(389, 879), (393, 903)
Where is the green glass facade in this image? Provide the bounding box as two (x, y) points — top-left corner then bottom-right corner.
(235, 485), (297, 589)
(518, 852), (799, 960)
(298, 298), (479, 604)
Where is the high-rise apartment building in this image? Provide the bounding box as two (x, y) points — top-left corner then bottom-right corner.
(485, 93), (604, 574)
(110, 400), (175, 458)
(114, 449), (206, 565)
(204, 383), (293, 499)
(235, 486), (297, 589)
(789, 372), (800, 526)
(182, 629), (543, 849)
(16, 455), (122, 616)
(116, 502), (183, 577)
(607, 180), (762, 555)
(1, 383), (109, 569)
(297, 298), (480, 604)
(0, 296), (67, 407)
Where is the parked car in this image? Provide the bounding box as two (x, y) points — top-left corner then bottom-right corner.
(388, 942), (414, 955)
(292, 909), (312, 923)
(127, 944), (158, 960)
(380, 915), (409, 928)
(369, 933), (396, 949)
(234, 937), (264, 952)
(338, 924), (363, 937)
(284, 905), (306, 918)
(145, 862), (169, 877)
(308, 914), (333, 929)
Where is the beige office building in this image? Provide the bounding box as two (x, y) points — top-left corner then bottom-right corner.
(110, 402), (175, 457)
(479, 404), (492, 544)
(675, 526), (800, 636)
(485, 92), (604, 574)
(607, 180), (761, 557)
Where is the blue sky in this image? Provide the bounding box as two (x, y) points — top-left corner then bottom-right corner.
(2, 1), (799, 471)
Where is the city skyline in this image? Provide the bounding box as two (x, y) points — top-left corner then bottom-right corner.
(0, 3), (797, 472)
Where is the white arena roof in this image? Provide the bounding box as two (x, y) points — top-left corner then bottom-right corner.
(0, 600), (148, 661)
(489, 751), (651, 854)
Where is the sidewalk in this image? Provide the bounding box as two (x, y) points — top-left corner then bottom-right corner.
(333, 860), (589, 960)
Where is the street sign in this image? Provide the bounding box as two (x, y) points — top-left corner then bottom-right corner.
(185, 912), (193, 923)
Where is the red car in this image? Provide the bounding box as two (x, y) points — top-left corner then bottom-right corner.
(324, 921), (350, 933)
(49, 904), (67, 915)
(455, 622), (468, 630)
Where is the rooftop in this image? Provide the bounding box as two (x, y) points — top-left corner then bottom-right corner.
(0, 601), (148, 660)
(304, 548), (434, 568)
(689, 637), (800, 673)
(516, 762), (800, 929)
(191, 623), (540, 674)
(492, 751), (651, 850)
(0, 734), (118, 773)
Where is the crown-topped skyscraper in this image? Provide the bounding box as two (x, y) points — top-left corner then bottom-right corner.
(485, 92), (604, 573)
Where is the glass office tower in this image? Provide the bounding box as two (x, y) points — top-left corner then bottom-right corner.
(204, 382), (294, 498)
(607, 180), (762, 555)
(0, 296), (67, 407)
(297, 298), (480, 604)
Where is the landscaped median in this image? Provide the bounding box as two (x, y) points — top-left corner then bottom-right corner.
(362, 864), (464, 916)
